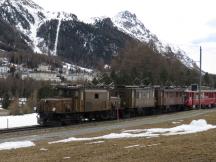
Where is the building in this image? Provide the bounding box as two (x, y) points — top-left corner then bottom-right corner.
(22, 72), (61, 82)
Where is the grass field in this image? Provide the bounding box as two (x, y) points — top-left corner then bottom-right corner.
(1, 111), (216, 162)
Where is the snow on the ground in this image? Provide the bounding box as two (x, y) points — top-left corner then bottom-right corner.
(40, 148), (48, 151)
(172, 120), (183, 124)
(49, 119), (216, 144)
(0, 141), (35, 151)
(63, 157), (71, 159)
(0, 113), (38, 129)
(146, 143), (160, 147)
(124, 143), (160, 149)
(86, 141), (105, 145)
(124, 144), (140, 149)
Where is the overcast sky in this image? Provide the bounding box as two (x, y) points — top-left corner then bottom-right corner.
(33, 0), (216, 74)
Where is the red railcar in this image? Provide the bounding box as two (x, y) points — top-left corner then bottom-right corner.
(184, 90), (216, 108)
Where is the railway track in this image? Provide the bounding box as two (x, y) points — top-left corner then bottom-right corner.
(0, 109), (216, 143)
(0, 108), (215, 135)
(0, 110), (203, 134)
(0, 125), (44, 134)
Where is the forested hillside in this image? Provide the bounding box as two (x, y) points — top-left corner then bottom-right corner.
(94, 41), (216, 87)
(0, 18), (31, 51)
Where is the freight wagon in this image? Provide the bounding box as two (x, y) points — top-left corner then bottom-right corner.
(155, 88), (184, 112)
(112, 86), (155, 116)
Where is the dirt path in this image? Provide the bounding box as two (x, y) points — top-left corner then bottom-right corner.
(0, 109), (216, 143)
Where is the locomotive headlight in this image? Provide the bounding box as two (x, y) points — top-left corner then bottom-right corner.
(52, 107), (56, 112)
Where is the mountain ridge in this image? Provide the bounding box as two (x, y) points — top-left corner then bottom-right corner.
(0, 0), (198, 71)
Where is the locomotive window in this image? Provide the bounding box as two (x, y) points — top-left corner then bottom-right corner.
(58, 90), (63, 96)
(95, 93), (99, 99)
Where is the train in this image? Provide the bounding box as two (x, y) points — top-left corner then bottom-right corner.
(36, 85), (216, 125)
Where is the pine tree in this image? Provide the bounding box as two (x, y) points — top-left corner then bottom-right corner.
(203, 72), (210, 86)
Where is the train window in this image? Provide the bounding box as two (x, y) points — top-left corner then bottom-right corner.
(58, 90), (63, 96)
(75, 91), (79, 97)
(81, 91), (84, 100)
(95, 93), (99, 99)
(147, 93), (150, 99)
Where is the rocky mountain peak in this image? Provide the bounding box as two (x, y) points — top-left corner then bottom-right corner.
(0, 0), (45, 26)
(112, 11), (156, 43)
(119, 10), (137, 20)
(4, 0), (43, 10)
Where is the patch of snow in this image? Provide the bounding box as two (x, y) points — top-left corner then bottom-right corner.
(63, 63), (93, 73)
(63, 157), (71, 159)
(124, 143), (160, 148)
(0, 113), (38, 129)
(86, 141), (104, 144)
(53, 13), (62, 56)
(81, 16), (108, 24)
(147, 143), (160, 147)
(172, 121), (181, 124)
(0, 141), (35, 151)
(49, 119), (216, 144)
(124, 144), (140, 149)
(172, 120), (183, 124)
(40, 148), (48, 151)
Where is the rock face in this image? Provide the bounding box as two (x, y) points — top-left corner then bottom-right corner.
(0, 0), (197, 70)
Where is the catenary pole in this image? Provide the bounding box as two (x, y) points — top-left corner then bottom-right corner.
(199, 46), (202, 109)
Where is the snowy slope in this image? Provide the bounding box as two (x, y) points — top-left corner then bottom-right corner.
(111, 11), (198, 69)
(0, 0), (76, 54)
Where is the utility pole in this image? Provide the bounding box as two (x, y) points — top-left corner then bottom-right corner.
(199, 46), (202, 109)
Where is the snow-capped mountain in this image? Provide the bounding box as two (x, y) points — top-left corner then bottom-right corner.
(0, 0), (198, 70)
(111, 11), (198, 69)
(112, 11), (164, 51)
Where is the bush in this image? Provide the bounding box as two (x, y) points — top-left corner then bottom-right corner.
(22, 91), (38, 114)
(8, 98), (20, 115)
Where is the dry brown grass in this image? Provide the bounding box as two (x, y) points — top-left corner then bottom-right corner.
(1, 111), (216, 162)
